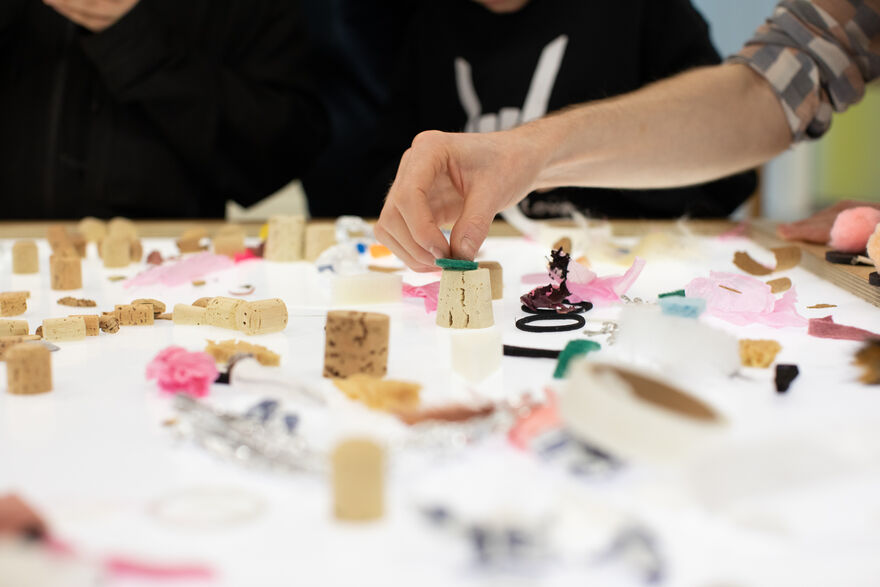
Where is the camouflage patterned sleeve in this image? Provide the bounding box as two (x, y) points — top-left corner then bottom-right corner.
(728, 0), (880, 141)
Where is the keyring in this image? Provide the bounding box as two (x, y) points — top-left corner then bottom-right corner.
(516, 313), (587, 333)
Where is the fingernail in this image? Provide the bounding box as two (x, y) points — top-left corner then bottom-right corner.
(459, 236), (476, 260)
(429, 246), (444, 259)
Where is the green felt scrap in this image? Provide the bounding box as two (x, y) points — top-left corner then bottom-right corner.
(553, 340), (601, 379)
(435, 258), (479, 271)
(658, 289), (686, 299)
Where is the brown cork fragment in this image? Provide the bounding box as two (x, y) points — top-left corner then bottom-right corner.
(99, 315), (120, 333)
(70, 315), (99, 336)
(323, 311), (389, 378)
(766, 277), (792, 294)
(192, 297), (212, 307)
(0, 292), (28, 317)
(131, 298), (166, 315)
(807, 303), (837, 309)
(57, 296), (97, 307)
(205, 339), (280, 367)
(333, 375), (420, 412)
(739, 339), (782, 368)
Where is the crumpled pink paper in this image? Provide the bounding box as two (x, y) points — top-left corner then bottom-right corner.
(403, 281), (441, 313)
(565, 257), (646, 307)
(124, 252), (234, 288)
(685, 271), (807, 328)
(146, 346), (219, 398)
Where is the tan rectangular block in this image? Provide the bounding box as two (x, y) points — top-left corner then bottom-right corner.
(6, 342), (52, 395)
(107, 217), (137, 240)
(332, 439), (384, 521)
(0, 320), (28, 336)
(0, 335), (42, 361)
(436, 268), (494, 329)
(43, 317), (86, 342)
(234, 298), (288, 335)
(50, 255), (82, 290)
(172, 304), (207, 325)
(264, 215), (305, 262)
(0, 292), (28, 317)
(70, 315), (99, 336)
(477, 261), (504, 300)
(305, 224), (337, 262)
(205, 297), (243, 329)
(101, 236), (132, 268)
(114, 304), (154, 326)
(213, 233), (246, 257)
(323, 311), (389, 378)
(12, 241), (39, 274)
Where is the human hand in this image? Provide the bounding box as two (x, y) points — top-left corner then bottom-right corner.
(0, 494), (47, 539)
(43, 0), (140, 32)
(777, 200), (880, 244)
(375, 129), (547, 271)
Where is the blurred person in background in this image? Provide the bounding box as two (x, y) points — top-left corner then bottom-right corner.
(362, 0), (757, 230)
(0, 0), (327, 219)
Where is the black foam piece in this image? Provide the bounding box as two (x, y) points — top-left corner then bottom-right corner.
(503, 345), (561, 359)
(775, 364), (799, 393)
(870, 272), (880, 287)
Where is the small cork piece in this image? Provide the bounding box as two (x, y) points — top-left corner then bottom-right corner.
(213, 233), (246, 257)
(57, 296), (96, 307)
(173, 303), (208, 326)
(131, 298), (166, 315)
(264, 215), (305, 261)
(304, 224), (337, 262)
(323, 311), (389, 378)
(114, 304), (154, 326)
(50, 255), (82, 290)
(98, 315), (120, 333)
(130, 239), (143, 263)
(739, 339), (782, 368)
(205, 297), (244, 329)
(0, 320), (28, 336)
(477, 261), (504, 300)
(46, 224), (70, 250)
(332, 439), (384, 521)
(69, 315), (99, 336)
(552, 237), (572, 255)
(77, 217), (107, 242)
(205, 339), (280, 366)
(12, 241), (39, 274)
(436, 268), (494, 329)
(156, 313), (172, 320)
(6, 342), (52, 395)
(177, 237), (208, 253)
(234, 298), (288, 335)
(69, 233), (87, 258)
(192, 297), (212, 308)
(333, 375), (420, 412)
(100, 236), (132, 268)
(107, 217), (137, 240)
(0, 335), (42, 361)
(0, 292), (28, 317)
(42, 317), (86, 342)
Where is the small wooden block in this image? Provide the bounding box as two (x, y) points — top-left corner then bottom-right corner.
(0, 335), (42, 361)
(50, 255), (82, 290)
(213, 233), (246, 257)
(234, 298), (288, 335)
(70, 315), (99, 336)
(332, 439), (384, 521)
(0, 320), (28, 336)
(323, 311), (389, 378)
(0, 292), (28, 317)
(264, 215), (305, 262)
(42, 317), (86, 342)
(78, 217), (107, 242)
(304, 224), (337, 262)
(107, 217), (137, 240)
(477, 261), (504, 300)
(739, 339), (782, 368)
(205, 339), (281, 366)
(6, 342), (52, 395)
(173, 304), (208, 326)
(436, 268), (494, 329)
(12, 241), (39, 274)
(101, 236), (132, 268)
(114, 304), (154, 326)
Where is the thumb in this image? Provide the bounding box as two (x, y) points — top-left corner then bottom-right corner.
(449, 188), (500, 260)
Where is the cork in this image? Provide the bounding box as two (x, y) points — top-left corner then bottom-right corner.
(177, 237), (207, 253)
(234, 298), (288, 335)
(332, 439), (384, 521)
(205, 339), (280, 366)
(205, 297), (243, 329)
(477, 261), (504, 300)
(304, 224), (337, 262)
(323, 311), (389, 378)
(435, 268), (494, 329)
(114, 304), (154, 326)
(50, 255), (82, 290)
(264, 215), (305, 262)
(101, 236), (132, 268)
(130, 239), (143, 263)
(78, 217), (107, 242)
(0, 320), (28, 337)
(6, 342), (52, 395)
(131, 298), (166, 315)
(42, 317), (86, 342)
(46, 224), (69, 250)
(98, 315), (120, 333)
(213, 233), (246, 257)
(0, 292), (28, 317)
(0, 335), (42, 361)
(107, 217), (137, 240)
(70, 315), (99, 336)
(173, 304), (207, 326)
(12, 241), (39, 274)
(739, 339), (782, 368)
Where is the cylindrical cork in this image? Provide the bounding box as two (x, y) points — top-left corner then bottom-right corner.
(435, 268), (494, 329)
(477, 261), (504, 300)
(173, 304), (207, 326)
(304, 224), (337, 262)
(12, 241), (39, 274)
(205, 297), (244, 329)
(332, 439), (384, 521)
(50, 255), (82, 290)
(78, 217), (107, 242)
(107, 217), (137, 240)
(101, 236), (132, 268)
(264, 215), (305, 262)
(0, 320), (29, 336)
(42, 317), (86, 342)
(235, 299), (288, 335)
(6, 342), (52, 395)
(323, 311), (389, 378)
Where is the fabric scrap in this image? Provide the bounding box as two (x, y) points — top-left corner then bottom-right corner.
(733, 246), (801, 276)
(403, 281), (441, 313)
(767, 277), (792, 294)
(739, 339), (782, 368)
(553, 340), (601, 379)
(685, 271), (807, 328)
(808, 315), (880, 342)
(775, 364), (800, 393)
(124, 252), (233, 288)
(435, 258), (478, 271)
(508, 389), (561, 450)
(658, 289), (686, 298)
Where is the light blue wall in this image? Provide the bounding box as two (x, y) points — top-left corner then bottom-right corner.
(690, 0), (777, 57)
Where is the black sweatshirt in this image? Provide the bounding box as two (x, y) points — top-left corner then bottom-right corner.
(0, 0), (328, 219)
(363, 0), (757, 219)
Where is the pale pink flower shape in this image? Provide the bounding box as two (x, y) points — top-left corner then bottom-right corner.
(146, 346), (219, 398)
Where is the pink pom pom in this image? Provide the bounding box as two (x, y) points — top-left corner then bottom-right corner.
(828, 207), (880, 253)
(146, 346), (219, 398)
